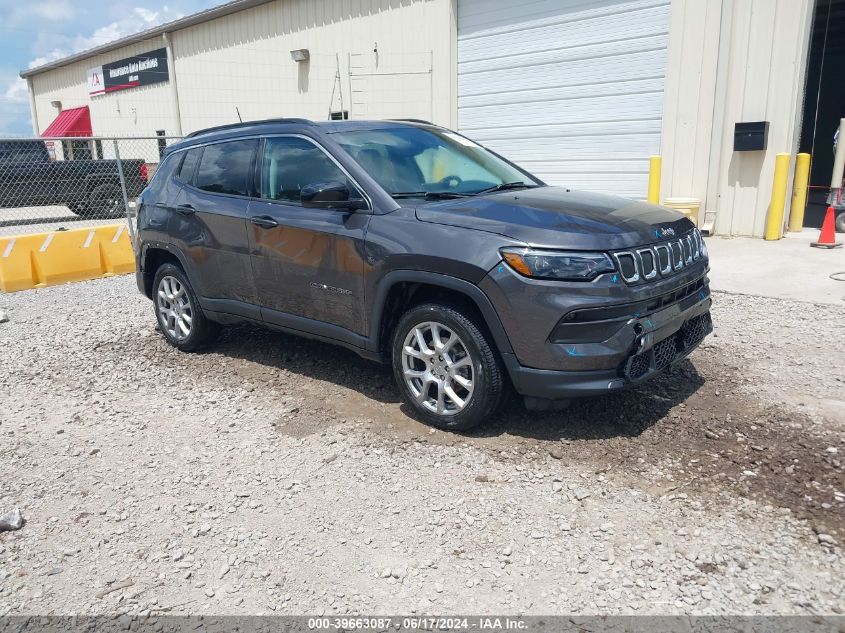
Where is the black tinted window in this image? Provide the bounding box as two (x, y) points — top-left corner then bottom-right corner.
(195, 140), (256, 196)
(176, 148), (202, 184)
(150, 152), (182, 187)
(261, 137), (359, 204)
(0, 141), (48, 165)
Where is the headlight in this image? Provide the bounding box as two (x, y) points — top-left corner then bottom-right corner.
(500, 248), (616, 281)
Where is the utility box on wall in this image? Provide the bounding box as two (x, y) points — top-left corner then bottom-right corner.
(734, 121), (769, 151)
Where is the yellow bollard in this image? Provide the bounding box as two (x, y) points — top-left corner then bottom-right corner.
(647, 156), (661, 204)
(764, 153), (791, 241)
(787, 153), (811, 232)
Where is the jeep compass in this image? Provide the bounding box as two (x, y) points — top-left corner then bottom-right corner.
(135, 119), (712, 430)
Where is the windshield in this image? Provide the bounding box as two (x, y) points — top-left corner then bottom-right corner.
(331, 126), (541, 198)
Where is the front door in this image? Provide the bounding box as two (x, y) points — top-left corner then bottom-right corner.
(247, 135), (370, 338)
(170, 139), (259, 311)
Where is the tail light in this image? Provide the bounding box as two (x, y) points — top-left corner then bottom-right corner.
(140, 163), (148, 182)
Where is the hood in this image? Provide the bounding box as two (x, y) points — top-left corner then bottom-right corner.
(414, 186), (694, 250)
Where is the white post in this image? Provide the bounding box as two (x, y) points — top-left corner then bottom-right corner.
(831, 118), (845, 194)
(163, 32), (182, 136)
(26, 78), (39, 135)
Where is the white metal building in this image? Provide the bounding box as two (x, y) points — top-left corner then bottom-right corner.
(21, 0), (839, 238)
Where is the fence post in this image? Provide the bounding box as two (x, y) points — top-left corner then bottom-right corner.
(112, 138), (136, 244)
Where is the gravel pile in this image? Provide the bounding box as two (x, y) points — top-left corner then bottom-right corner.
(0, 276), (842, 616)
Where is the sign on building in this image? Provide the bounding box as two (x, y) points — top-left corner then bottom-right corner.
(88, 48), (168, 97)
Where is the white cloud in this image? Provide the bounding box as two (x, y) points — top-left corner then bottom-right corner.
(31, 1), (75, 21)
(1, 2), (187, 133)
(28, 49), (68, 69)
(69, 6), (181, 55)
(3, 76), (29, 103)
(0, 71), (32, 135)
(23, 6), (182, 71)
(6, 0), (75, 25)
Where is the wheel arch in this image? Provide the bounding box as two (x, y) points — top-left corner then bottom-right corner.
(370, 270), (514, 361)
(139, 244), (189, 298)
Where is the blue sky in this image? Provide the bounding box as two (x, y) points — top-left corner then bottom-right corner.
(0, 0), (222, 135)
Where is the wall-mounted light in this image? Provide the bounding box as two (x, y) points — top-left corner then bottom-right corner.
(50, 100), (62, 111)
(290, 49), (310, 62)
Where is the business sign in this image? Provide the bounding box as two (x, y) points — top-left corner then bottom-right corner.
(88, 48), (168, 97)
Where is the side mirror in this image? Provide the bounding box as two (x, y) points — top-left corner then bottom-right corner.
(301, 181), (366, 210)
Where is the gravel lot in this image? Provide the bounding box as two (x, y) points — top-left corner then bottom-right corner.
(0, 275), (843, 616)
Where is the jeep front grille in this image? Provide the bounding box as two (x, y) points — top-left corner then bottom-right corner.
(612, 229), (706, 285)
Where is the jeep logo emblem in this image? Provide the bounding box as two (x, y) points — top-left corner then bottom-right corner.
(657, 227), (676, 239)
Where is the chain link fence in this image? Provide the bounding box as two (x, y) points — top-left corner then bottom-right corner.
(0, 136), (182, 237)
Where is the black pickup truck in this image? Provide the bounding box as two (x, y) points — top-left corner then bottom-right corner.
(0, 140), (147, 218)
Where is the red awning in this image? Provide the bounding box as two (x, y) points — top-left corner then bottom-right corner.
(41, 106), (92, 137)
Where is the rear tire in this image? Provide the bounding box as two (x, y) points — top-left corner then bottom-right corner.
(392, 302), (505, 431)
(78, 182), (123, 219)
(152, 262), (218, 352)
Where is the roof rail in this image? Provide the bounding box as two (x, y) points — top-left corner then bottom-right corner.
(185, 118), (314, 138)
(390, 118), (436, 126)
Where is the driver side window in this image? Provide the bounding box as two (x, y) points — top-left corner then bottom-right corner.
(261, 137), (359, 204)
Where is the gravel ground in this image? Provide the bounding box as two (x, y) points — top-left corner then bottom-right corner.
(0, 276), (843, 616)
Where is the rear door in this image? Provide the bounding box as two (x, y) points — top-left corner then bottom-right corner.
(247, 135), (371, 337)
(170, 139), (259, 312)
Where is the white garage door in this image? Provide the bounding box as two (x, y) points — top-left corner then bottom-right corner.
(458, 0), (670, 198)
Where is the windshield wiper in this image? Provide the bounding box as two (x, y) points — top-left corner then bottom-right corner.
(390, 191), (470, 200)
(473, 181), (538, 195)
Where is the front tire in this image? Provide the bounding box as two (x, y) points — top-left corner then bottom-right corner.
(392, 302), (505, 431)
(152, 263), (217, 352)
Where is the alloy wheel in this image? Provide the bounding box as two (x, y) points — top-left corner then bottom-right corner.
(401, 321), (475, 416)
(157, 275), (193, 341)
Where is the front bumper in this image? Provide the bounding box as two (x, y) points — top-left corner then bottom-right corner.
(502, 298), (712, 408)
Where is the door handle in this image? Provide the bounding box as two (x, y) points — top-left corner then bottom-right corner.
(250, 215), (279, 229)
(175, 204), (196, 216)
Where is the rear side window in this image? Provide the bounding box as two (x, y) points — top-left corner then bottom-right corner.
(149, 152), (181, 187)
(175, 148), (202, 184)
(194, 140), (257, 196)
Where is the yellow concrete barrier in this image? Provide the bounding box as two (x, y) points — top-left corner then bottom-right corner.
(0, 224), (135, 293)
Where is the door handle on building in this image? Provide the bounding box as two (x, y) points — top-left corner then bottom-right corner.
(249, 215), (279, 229)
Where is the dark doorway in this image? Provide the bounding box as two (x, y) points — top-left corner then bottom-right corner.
(799, 0), (845, 229)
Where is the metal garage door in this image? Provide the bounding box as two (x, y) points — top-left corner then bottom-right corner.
(457, 0), (670, 198)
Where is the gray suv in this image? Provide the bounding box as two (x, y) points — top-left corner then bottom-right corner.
(135, 119), (712, 430)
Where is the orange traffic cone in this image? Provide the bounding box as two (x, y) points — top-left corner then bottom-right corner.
(811, 206), (842, 249)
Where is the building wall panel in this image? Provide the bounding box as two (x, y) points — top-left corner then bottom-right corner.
(457, 0), (671, 199)
(171, 0), (453, 134)
(28, 0), (454, 143)
(661, 0), (813, 237)
(658, 0), (722, 217)
(29, 38), (178, 139)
